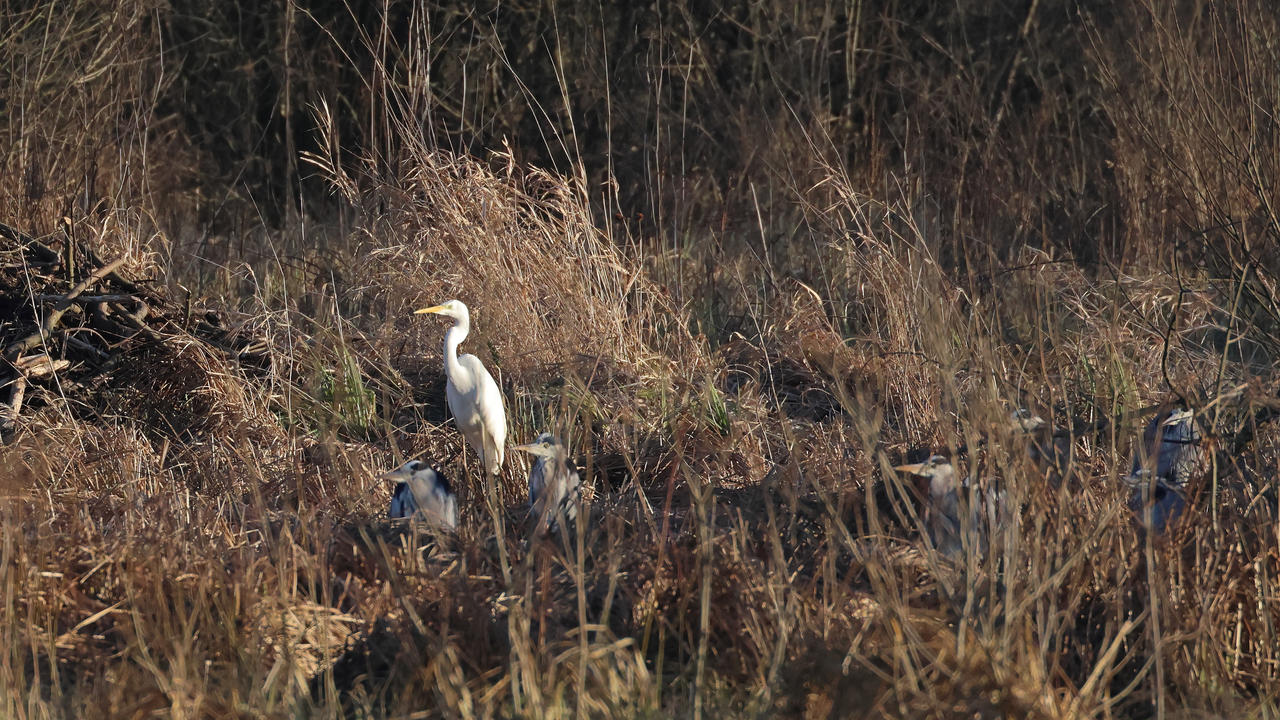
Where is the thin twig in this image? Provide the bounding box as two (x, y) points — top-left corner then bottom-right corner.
(31, 293), (139, 304)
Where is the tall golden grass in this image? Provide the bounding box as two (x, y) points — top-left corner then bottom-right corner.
(2, 0), (1279, 717)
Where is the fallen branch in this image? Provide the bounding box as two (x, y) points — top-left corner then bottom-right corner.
(74, 241), (149, 299)
(32, 293), (139, 305)
(0, 222), (60, 263)
(1, 375), (26, 432)
(64, 335), (109, 361)
(13, 353), (70, 377)
(95, 300), (160, 342)
(0, 354), (69, 432)
(5, 257), (127, 358)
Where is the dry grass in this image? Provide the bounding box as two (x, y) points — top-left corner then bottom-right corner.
(3, 0), (1280, 718)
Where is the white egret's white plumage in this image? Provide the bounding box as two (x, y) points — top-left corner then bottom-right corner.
(383, 460), (458, 530)
(1125, 407), (1201, 534)
(513, 432), (581, 533)
(895, 455), (1006, 558)
(415, 300), (507, 475)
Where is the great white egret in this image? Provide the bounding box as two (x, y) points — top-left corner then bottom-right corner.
(383, 460), (458, 530)
(1125, 407), (1201, 534)
(415, 300), (507, 475)
(894, 455), (1006, 558)
(513, 432), (581, 533)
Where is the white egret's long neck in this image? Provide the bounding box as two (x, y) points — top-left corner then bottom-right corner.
(443, 314), (469, 381)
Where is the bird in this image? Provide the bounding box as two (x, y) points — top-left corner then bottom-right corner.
(415, 300), (507, 475)
(1124, 407), (1201, 534)
(1011, 408), (1075, 487)
(1128, 482), (1186, 537)
(383, 460), (458, 530)
(513, 432), (581, 533)
(894, 454), (1006, 558)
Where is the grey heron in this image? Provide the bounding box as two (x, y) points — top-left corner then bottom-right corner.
(1125, 407), (1201, 534)
(513, 432), (581, 533)
(1011, 408), (1075, 487)
(383, 460), (458, 530)
(894, 455), (1006, 558)
(415, 300), (507, 475)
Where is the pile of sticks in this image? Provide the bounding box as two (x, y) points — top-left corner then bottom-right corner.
(0, 222), (234, 435)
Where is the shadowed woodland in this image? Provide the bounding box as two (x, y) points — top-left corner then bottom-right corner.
(3, 0), (1280, 717)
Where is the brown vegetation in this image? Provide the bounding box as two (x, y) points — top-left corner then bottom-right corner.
(3, 0), (1280, 717)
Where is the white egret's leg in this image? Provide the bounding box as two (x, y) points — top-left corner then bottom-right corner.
(481, 452), (512, 585)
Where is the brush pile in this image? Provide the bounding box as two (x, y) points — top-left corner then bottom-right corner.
(0, 222), (275, 440)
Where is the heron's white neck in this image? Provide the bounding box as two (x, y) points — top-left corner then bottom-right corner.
(929, 466), (959, 497)
(443, 314), (470, 381)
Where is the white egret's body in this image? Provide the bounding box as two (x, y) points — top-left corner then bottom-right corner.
(384, 460), (458, 530)
(514, 432), (581, 533)
(895, 455), (1006, 558)
(415, 300), (507, 474)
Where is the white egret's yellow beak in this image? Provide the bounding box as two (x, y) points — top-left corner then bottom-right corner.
(414, 304), (448, 315)
(894, 463), (925, 475)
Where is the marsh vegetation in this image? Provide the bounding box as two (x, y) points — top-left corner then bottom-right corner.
(2, 1), (1280, 716)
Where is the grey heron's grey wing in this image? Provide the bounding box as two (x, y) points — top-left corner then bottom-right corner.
(528, 457), (547, 508)
(566, 463), (581, 498)
(928, 478), (963, 554)
(408, 474), (443, 511)
(955, 476), (991, 530)
(431, 466), (453, 495)
(552, 458), (581, 524)
(1151, 485), (1187, 533)
(389, 481), (417, 518)
(564, 455), (581, 484)
(1156, 414), (1201, 486)
(1050, 433), (1074, 483)
(1027, 426), (1074, 486)
(1131, 413), (1162, 477)
(1128, 483), (1187, 534)
(435, 485), (459, 529)
(984, 485), (1009, 536)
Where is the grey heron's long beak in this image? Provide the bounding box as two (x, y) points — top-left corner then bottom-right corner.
(512, 443), (553, 457)
(379, 467), (411, 481)
(894, 463), (925, 475)
(414, 304), (448, 315)
(1014, 414), (1047, 432)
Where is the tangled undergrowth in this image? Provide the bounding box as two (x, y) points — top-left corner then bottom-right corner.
(4, 1), (1280, 718)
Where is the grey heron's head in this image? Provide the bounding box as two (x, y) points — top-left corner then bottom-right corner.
(513, 432), (563, 459)
(380, 460), (449, 491)
(1122, 467), (1152, 489)
(893, 455), (959, 495)
(414, 299), (469, 322)
(1128, 406), (1201, 487)
(893, 454), (953, 479)
(1011, 407), (1047, 433)
(1161, 408), (1195, 430)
